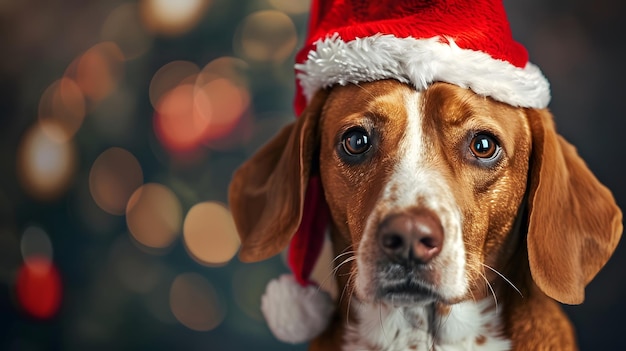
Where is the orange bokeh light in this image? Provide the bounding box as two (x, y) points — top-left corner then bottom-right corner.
(126, 183), (182, 250)
(16, 121), (77, 201)
(66, 42), (125, 104)
(196, 56), (249, 88)
(169, 272), (224, 331)
(235, 10), (297, 63)
(269, 0), (311, 14)
(183, 202), (240, 266)
(89, 147), (144, 215)
(38, 77), (85, 142)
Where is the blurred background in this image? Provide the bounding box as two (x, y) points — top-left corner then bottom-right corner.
(0, 0), (624, 350)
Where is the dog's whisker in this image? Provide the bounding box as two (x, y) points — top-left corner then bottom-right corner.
(328, 255), (356, 279)
(338, 269), (353, 305)
(481, 263), (523, 298)
(345, 273), (357, 328)
(478, 269), (498, 313)
(316, 255), (357, 294)
(378, 303), (388, 342)
(467, 282), (477, 303)
(317, 257), (356, 293)
(333, 256), (356, 272)
(330, 256), (356, 279)
(331, 250), (356, 264)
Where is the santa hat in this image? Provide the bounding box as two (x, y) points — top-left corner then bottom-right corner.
(261, 0), (551, 344)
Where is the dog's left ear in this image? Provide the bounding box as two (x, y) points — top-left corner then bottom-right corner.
(526, 109), (622, 305)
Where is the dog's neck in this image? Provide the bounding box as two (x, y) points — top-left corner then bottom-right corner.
(342, 298), (510, 351)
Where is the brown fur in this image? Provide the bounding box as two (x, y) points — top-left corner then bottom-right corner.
(228, 80), (622, 350)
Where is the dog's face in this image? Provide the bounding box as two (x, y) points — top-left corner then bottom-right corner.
(229, 78), (621, 311)
(318, 80), (532, 305)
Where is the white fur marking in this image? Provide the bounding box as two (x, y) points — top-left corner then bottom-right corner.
(349, 89), (510, 350)
(356, 89), (466, 302)
(344, 299), (510, 351)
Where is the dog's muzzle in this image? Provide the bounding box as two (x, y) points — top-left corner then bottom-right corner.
(375, 211), (445, 305)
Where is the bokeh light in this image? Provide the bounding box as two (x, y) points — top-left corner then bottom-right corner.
(196, 78), (250, 142)
(196, 57), (251, 146)
(153, 83), (211, 152)
(169, 272), (224, 331)
(126, 183), (182, 250)
(268, 0), (311, 14)
(151, 58), (250, 152)
(101, 3), (153, 60)
(89, 147), (143, 216)
(37, 77), (86, 142)
(20, 226), (53, 264)
(196, 56), (249, 88)
(16, 121), (77, 201)
(183, 202), (240, 266)
(16, 256), (62, 319)
(140, 0), (212, 36)
(67, 42), (125, 104)
(149, 60), (200, 111)
(234, 10), (297, 63)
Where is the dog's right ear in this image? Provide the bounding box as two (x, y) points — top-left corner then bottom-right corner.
(525, 109), (622, 304)
(228, 90), (329, 263)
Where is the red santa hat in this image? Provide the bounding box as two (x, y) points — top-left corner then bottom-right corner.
(293, 0), (551, 115)
(261, 0), (551, 344)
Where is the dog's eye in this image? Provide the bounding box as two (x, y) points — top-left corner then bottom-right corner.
(469, 134), (499, 160)
(341, 128), (371, 156)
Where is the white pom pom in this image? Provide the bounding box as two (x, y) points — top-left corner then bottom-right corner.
(261, 274), (334, 344)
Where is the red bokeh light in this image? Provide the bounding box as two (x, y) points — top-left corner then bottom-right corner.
(16, 256), (62, 319)
(153, 84), (211, 152)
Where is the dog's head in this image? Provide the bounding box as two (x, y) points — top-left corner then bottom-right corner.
(229, 79), (621, 308)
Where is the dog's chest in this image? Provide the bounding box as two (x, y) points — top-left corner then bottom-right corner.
(342, 299), (510, 351)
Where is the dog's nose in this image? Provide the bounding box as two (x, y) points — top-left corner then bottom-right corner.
(378, 212), (443, 264)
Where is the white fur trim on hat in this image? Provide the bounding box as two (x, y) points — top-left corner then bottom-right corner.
(296, 34), (551, 108)
(261, 274), (334, 344)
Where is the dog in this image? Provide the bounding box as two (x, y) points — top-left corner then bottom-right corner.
(228, 79), (622, 350)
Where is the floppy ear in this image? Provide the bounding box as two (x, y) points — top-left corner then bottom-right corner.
(526, 109), (622, 305)
(228, 90), (329, 263)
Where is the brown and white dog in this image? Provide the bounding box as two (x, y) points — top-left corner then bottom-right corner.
(228, 79), (622, 350)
